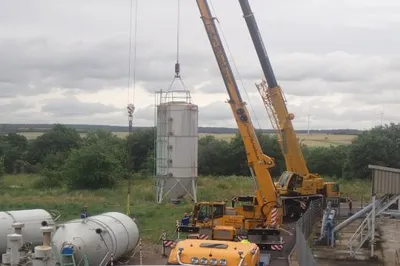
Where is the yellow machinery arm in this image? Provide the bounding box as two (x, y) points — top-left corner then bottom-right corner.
(257, 82), (309, 176)
(237, 0), (341, 213)
(196, 0), (282, 225)
(238, 0), (309, 177)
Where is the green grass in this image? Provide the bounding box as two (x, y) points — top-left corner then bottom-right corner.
(18, 132), (356, 147)
(0, 174), (370, 242)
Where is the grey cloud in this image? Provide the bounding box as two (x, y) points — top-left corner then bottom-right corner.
(0, 36), (215, 97)
(0, 100), (34, 112)
(195, 51), (400, 97)
(0, 0), (399, 129)
(41, 96), (122, 117)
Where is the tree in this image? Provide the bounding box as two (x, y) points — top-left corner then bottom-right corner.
(0, 157), (5, 178)
(344, 123), (400, 179)
(26, 124), (82, 164)
(63, 143), (123, 190)
(0, 133), (28, 174)
(83, 130), (127, 169)
(126, 129), (155, 172)
(198, 136), (232, 176)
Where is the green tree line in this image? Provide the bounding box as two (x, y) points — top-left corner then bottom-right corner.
(0, 123), (398, 190)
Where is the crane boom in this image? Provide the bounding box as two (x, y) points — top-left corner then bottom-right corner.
(237, 0), (342, 218)
(238, 0), (309, 176)
(196, 0), (280, 222)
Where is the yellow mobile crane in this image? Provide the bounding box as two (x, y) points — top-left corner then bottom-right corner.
(237, 0), (341, 217)
(177, 0), (284, 251)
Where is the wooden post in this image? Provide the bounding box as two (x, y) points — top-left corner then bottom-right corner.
(139, 238), (143, 265)
(161, 231), (167, 257)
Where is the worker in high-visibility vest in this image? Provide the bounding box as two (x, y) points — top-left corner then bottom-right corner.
(240, 239), (250, 243)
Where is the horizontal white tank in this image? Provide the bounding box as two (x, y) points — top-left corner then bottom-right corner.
(52, 212), (139, 266)
(0, 209), (54, 255)
(156, 101), (198, 202)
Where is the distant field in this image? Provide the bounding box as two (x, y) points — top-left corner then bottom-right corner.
(18, 132), (356, 147)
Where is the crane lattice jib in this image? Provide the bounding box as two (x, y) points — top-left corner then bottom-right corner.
(196, 0), (280, 219)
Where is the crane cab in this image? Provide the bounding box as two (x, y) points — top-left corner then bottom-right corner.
(323, 182), (340, 197)
(177, 201), (241, 241)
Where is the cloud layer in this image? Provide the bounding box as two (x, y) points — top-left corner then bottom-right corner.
(0, 0), (399, 129)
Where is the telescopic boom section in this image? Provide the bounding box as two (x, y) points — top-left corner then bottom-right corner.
(196, 0), (277, 205)
(238, 0), (309, 176)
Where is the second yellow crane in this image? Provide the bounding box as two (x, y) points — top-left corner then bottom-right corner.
(237, 0), (342, 218)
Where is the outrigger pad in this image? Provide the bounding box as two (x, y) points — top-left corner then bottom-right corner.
(177, 226), (200, 233)
(247, 228), (280, 236)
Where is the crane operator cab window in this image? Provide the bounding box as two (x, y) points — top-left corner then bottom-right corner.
(278, 171), (291, 187)
(196, 204), (225, 222)
(287, 174), (303, 192)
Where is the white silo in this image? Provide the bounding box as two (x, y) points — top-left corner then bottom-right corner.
(155, 89), (198, 204)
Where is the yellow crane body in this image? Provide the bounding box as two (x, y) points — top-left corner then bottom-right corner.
(238, 0), (342, 218)
(176, 0), (284, 251)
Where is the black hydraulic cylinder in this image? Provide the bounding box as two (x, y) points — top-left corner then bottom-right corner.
(238, 0), (278, 88)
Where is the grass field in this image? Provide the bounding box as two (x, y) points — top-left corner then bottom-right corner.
(18, 132), (356, 147)
(0, 174), (369, 242)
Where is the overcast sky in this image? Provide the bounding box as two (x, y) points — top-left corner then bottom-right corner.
(1, 0), (399, 130)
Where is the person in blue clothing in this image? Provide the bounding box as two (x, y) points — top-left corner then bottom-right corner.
(181, 212), (191, 226)
(80, 203), (89, 218)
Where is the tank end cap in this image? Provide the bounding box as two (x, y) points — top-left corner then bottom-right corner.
(95, 228), (103, 234)
(12, 222), (25, 229)
(40, 226), (55, 233)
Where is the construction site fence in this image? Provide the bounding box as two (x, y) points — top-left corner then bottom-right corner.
(295, 198), (324, 266)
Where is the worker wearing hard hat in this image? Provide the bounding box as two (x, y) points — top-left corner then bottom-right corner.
(80, 203), (89, 219)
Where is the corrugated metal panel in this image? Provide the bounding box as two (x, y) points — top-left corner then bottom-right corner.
(369, 165), (400, 195)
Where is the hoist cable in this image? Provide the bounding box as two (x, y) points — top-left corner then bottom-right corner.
(127, 0), (133, 104)
(176, 0), (181, 64)
(127, 0), (139, 105)
(168, 0), (186, 91)
(132, 0), (139, 103)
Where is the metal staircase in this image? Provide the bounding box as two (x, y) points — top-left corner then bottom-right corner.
(59, 245), (90, 266)
(348, 195), (400, 257)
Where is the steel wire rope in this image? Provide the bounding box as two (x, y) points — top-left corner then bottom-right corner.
(167, 0), (189, 94)
(127, 0), (139, 105)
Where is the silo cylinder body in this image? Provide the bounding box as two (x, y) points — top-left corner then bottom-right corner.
(52, 212), (139, 266)
(0, 209), (54, 254)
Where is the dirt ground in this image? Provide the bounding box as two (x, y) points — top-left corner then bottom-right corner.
(115, 241), (167, 265)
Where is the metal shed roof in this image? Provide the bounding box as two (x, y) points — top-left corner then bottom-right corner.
(369, 164), (400, 195)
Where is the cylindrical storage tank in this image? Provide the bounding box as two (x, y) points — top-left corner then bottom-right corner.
(0, 209), (54, 255)
(52, 212), (139, 266)
(156, 100), (198, 203)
